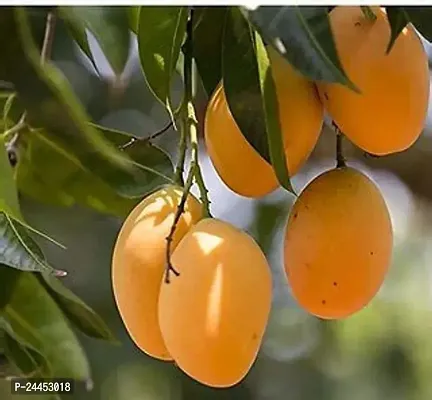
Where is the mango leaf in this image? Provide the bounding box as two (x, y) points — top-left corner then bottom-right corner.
(3, 329), (47, 378)
(254, 33), (293, 193)
(0, 7), (164, 200)
(0, 212), (59, 274)
(244, 6), (358, 91)
(0, 265), (21, 309)
(2, 272), (91, 380)
(60, 6), (131, 75)
(38, 273), (118, 343)
(16, 125), (174, 217)
(0, 137), (22, 221)
(404, 7), (432, 41)
(222, 8), (271, 162)
(192, 7), (227, 97)
(385, 7), (409, 53)
(138, 6), (188, 118)
(59, 10), (98, 72)
(128, 6), (139, 33)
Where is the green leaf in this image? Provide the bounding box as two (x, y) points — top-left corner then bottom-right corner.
(385, 7), (409, 53)
(60, 6), (131, 75)
(192, 7), (227, 97)
(254, 34), (293, 193)
(38, 273), (118, 344)
(0, 137), (22, 221)
(2, 272), (91, 380)
(16, 125), (174, 217)
(3, 329), (46, 378)
(138, 6), (188, 118)
(222, 8), (271, 162)
(0, 8), (163, 200)
(0, 213), (59, 274)
(404, 7), (432, 41)
(0, 265), (21, 309)
(59, 10), (98, 72)
(245, 6), (358, 91)
(128, 6), (140, 33)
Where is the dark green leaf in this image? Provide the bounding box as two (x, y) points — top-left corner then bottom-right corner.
(59, 9), (98, 72)
(60, 6), (130, 75)
(404, 7), (432, 41)
(0, 213), (58, 274)
(16, 125), (174, 217)
(245, 6), (358, 91)
(222, 8), (270, 162)
(0, 8), (168, 200)
(255, 34), (293, 193)
(0, 265), (21, 309)
(385, 7), (409, 53)
(38, 273), (118, 343)
(0, 137), (22, 221)
(192, 7), (227, 97)
(138, 6), (188, 118)
(3, 330), (46, 377)
(2, 272), (91, 380)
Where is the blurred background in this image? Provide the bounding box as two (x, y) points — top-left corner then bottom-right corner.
(2, 9), (432, 399)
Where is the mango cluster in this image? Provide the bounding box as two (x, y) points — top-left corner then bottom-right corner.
(112, 186), (272, 387)
(111, 6), (429, 389)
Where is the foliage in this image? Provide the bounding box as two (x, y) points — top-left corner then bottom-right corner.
(0, 3), (430, 391)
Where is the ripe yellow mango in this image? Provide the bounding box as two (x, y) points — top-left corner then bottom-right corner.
(112, 185), (202, 360)
(317, 6), (429, 155)
(158, 218), (272, 387)
(284, 167), (393, 319)
(205, 48), (324, 198)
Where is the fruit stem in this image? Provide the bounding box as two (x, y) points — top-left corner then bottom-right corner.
(174, 115), (187, 186)
(183, 8), (212, 218)
(331, 121), (346, 168)
(360, 6), (377, 22)
(164, 167), (194, 284)
(336, 131), (346, 168)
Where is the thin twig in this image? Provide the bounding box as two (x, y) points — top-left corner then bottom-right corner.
(120, 120), (174, 150)
(164, 168), (195, 284)
(332, 121), (346, 168)
(183, 8), (211, 217)
(41, 11), (57, 64)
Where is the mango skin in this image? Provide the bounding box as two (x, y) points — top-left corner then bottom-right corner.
(111, 185), (202, 360)
(158, 218), (272, 387)
(317, 6), (429, 155)
(204, 48), (324, 198)
(284, 167), (393, 319)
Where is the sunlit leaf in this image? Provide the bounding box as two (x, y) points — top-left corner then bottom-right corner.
(138, 6), (188, 118)
(16, 125), (174, 216)
(128, 6), (139, 33)
(0, 213), (58, 274)
(60, 6), (131, 75)
(255, 34), (293, 193)
(0, 8), (164, 200)
(385, 7), (409, 53)
(38, 273), (118, 343)
(245, 6), (358, 90)
(192, 7), (227, 97)
(2, 272), (91, 380)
